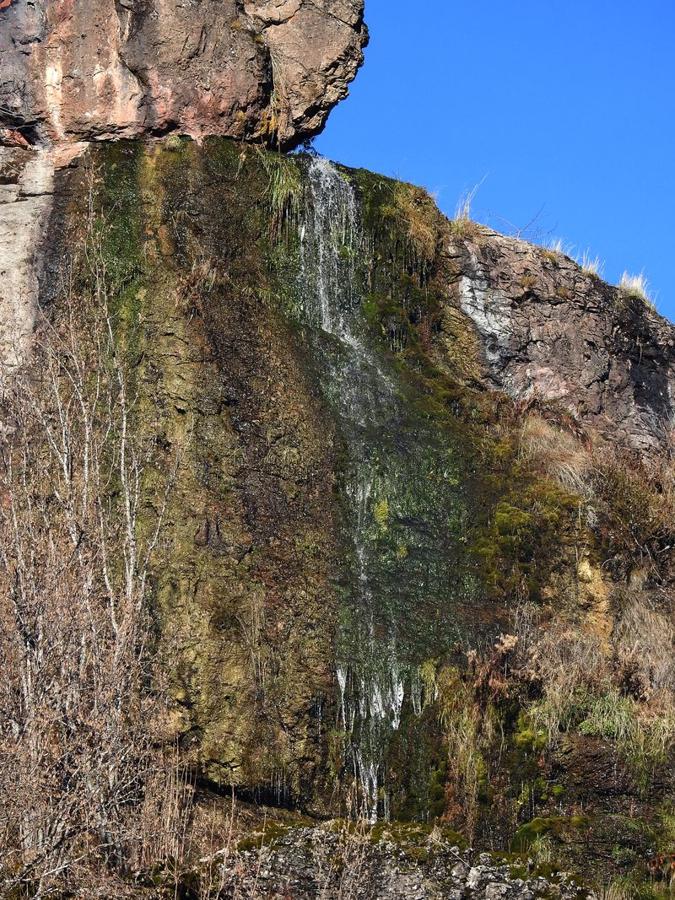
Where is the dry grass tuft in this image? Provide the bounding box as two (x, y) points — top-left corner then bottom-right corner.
(619, 271), (655, 308)
(392, 182), (440, 262)
(524, 626), (609, 742)
(437, 665), (497, 841)
(580, 250), (603, 276)
(542, 240), (603, 275)
(512, 600), (675, 780)
(597, 881), (633, 900)
(518, 414), (594, 503)
(613, 592), (675, 700)
(546, 238), (569, 256)
(450, 181), (483, 238)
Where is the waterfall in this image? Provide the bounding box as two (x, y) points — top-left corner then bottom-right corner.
(297, 157), (471, 821)
(299, 157), (408, 819)
(300, 156), (358, 338)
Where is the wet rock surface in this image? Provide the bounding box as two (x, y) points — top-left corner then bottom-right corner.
(0, 0), (673, 890)
(0, 0), (367, 149)
(0, 140), (672, 894)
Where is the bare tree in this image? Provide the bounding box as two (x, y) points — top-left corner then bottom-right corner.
(0, 196), (181, 896)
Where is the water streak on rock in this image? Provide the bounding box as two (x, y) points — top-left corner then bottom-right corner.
(298, 157), (472, 819)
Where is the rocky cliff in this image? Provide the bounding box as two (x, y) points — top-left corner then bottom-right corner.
(2, 136), (665, 894)
(0, 5), (674, 899)
(449, 228), (675, 456)
(0, 0), (366, 375)
(0, 0), (367, 148)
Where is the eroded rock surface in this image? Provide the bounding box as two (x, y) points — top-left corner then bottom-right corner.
(0, 147), (53, 372)
(442, 227), (675, 455)
(0, 0), (366, 371)
(219, 826), (588, 899)
(0, 0), (367, 148)
(2, 139), (673, 896)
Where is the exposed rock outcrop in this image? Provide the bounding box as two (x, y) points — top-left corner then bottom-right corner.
(2, 1), (672, 452)
(0, 0), (367, 149)
(445, 227), (675, 455)
(0, 0), (367, 372)
(0, 146), (54, 371)
(1, 2), (674, 895)
(221, 825), (588, 899)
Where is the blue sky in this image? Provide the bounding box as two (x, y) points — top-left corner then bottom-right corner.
(315, 0), (675, 322)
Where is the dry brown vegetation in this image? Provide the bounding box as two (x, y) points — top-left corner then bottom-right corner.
(613, 591), (675, 701)
(508, 412), (675, 772)
(517, 414), (594, 500)
(390, 182), (440, 263)
(0, 174), (375, 899)
(431, 409), (675, 844)
(0, 213), (189, 896)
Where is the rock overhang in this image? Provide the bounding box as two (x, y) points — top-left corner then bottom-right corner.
(0, 0), (368, 150)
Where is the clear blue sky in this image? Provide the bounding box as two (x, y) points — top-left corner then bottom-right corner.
(315, 0), (675, 322)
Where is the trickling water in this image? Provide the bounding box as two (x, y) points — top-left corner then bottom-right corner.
(300, 157), (358, 337)
(297, 157), (473, 820)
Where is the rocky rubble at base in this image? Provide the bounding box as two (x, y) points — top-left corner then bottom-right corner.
(215, 826), (590, 899)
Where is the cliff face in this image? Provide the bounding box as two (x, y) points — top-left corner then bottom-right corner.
(1, 0), (672, 460)
(0, 0), (366, 375)
(1, 5), (674, 896)
(0, 0), (367, 148)
(447, 229), (675, 455)
(26, 140), (671, 888)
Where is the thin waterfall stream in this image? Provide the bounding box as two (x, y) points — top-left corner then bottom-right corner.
(296, 157), (474, 820)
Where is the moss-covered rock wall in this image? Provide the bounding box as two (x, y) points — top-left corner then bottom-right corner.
(45, 137), (673, 888)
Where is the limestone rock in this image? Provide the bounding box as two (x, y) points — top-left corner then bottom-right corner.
(0, 147), (53, 373)
(222, 825), (590, 898)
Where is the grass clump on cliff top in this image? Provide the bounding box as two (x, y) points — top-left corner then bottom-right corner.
(388, 181), (440, 263)
(580, 250), (603, 276)
(361, 172), (441, 268)
(449, 183), (482, 238)
(541, 239), (603, 276)
(619, 271), (656, 309)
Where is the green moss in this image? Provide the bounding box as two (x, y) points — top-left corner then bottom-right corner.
(373, 497), (390, 532)
(259, 150), (302, 238)
(95, 143), (148, 368)
(471, 467), (582, 601)
(514, 712), (548, 753)
(369, 821), (467, 851)
(164, 133), (185, 152)
(70, 138), (344, 802)
(348, 160), (587, 615)
(511, 816), (590, 853)
(62, 136), (670, 864)
(237, 821), (292, 852)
